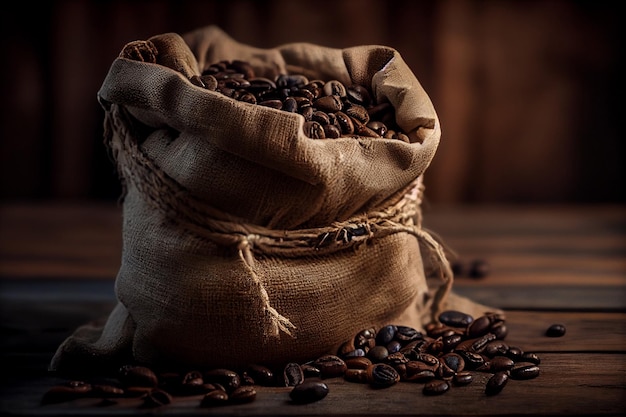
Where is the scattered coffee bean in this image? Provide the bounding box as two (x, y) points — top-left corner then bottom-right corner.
(510, 364), (541, 380)
(546, 323), (566, 337)
(423, 379), (450, 395)
(142, 389), (172, 408)
(200, 389), (229, 407)
(283, 362), (305, 387)
(485, 371), (509, 396)
(289, 380), (329, 404)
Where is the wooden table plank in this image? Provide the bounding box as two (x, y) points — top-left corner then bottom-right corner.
(1, 353), (624, 416)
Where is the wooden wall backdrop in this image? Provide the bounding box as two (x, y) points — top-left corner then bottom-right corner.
(1, 0), (623, 204)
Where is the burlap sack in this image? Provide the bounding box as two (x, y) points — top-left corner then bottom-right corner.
(50, 25), (496, 373)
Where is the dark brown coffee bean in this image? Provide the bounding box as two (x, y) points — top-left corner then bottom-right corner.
(323, 80), (347, 97)
(546, 323), (566, 337)
(506, 346), (524, 361)
(289, 380), (329, 404)
(200, 389), (229, 407)
(303, 121), (325, 139)
(485, 371), (509, 396)
(366, 121), (388, 137)
(439, 310), (474, 328)
(489, 355), (515, 372)
(456, 350), (486, 370)
(510, 364), (541, 380)
(491, 321), (509, 339)
(440, 353), (465, 373)
(345, 357), (372, 370)
(352, 118), (380, 137)
(376, 324), (397, 345)
(344, 103), (370, 124)
(258, 99), (283, 110)
(312, 110), (330, 125)
(229, 60), (255, 79)
(118, 365), (158, 388)
(346, 85), (372, 106)
(142, 389), (172, 408)
(283, 362), (305, 387)
(91, 384), (124, 397)
(423, 379), (450, 396)
(204, 369), (240, 392)
(386, 340), (402, 354)
(468, 259), (490, 278)
(312, 355), (347, 378)
(453, 371), (474, 386)
(366, 363), (400, 387)
(521, 352), (541, 365)
(229, 386), (257, 404)
(404, 368), (436, 383)
(334, 111), (355, 135)
(442, 333), (464, 351)
(367, 345), (389, 363)
(313, 95), (343, 113)
(394, 325), (423, 343)
(470, 333), (498, 353)
(244, 364), (274, 386)
(276, 74), (308, 89)
(323, 124), (341, 139)
(467, 315), (492, 338)
(41, 382), (92, 404)
(344, 368), (369, 383)
(484, 340), (510, 358)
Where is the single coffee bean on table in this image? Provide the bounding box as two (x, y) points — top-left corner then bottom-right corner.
(545, 323), (566, 337)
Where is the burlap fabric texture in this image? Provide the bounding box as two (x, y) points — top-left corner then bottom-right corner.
(50, 25), (497, 373)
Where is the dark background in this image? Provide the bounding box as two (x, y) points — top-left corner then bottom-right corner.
(1, 0), (624, 205)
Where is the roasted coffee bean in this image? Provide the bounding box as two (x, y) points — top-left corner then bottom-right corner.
(366, 121), (388, 137)
(468, 259), (490, 278)
(510, 364), (541, 380)
(118, 365), (158, 388)
(367, 363), (400, 387)
(423, 379), (450, 396)
(439, 310), (474, 328)
(467, 315), (493, 338)
(345, 356), (372, 370)
(177, 370), (205, 395)
(204, 369), (240, 392)
(343, 348), (366, 358)
(346, 85), (372, 106)
(41, 382), (92, 404)
(484, 340), (510, 358)
(313, 95), (343, 113)
(456, 350), (486, 370)
(244, 364), (274, 386)
(301, 364), (322, 379)
(491, 321), (509, 339)
(334, 111), (355, 135)
(376, 324), (397, 345)
(344, 368), (369, 383)
(283, 362), (305, 386)
(485, 371), (509, 396)
(200, 389), (229, 407)
(489, 356), (515, 372)
(385, 352), (409, 368)
(386, 340), (402, 354)
(303, 121), (325, 139)
(442, 333), (464, 351)
(142, 389), (172, 408)
(404, 368), (436, 383)
(323, 80), (347, 97)
(367, 345), (389, 363)
(506, 346), (524, 361)
(440, 353), (465, 373)
(521, 352), (541, 365)
(394, 325), (423, 343)
(229, 386), (257, 404)
(312, 355), (347, 378)
(90, 384), (124, 398)
(453, 371), (474, 386)
(546, 323), (566, 337)
(323, 124), (341, 138)
(354, 328), (376, 350)
(289, 380), (329, 404)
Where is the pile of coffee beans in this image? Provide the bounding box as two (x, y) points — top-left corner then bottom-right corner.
(189, 59), (411, 141)
(42, 310), (543, 408)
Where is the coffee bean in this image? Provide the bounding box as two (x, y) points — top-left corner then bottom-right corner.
(345, 356), (372, 370)
(283, 362), (305, 387)
(394, 325), (423, 343)
(453, 371), (473, 386)
(301, 364), (322, 379)
(344, 368), (369, 383)
(203, 369), (240, 393)
(289, 380), (329, 404)
(439, 310), (474, 328)
(200, 389), (229, 407)
(485, 371), (509, 396)
(510, 364), (541, 380)
(312, 355), (347, 378)
(367, 345), (389, 363)
(521, 352), (541, 365)
(118, 365), (158, 388)
(546, 323), (566, 337)
(244, 364), (274, 386)
(489, 356), (515, 372)
(41, 382), (92, 404)
(142, 389), (172, 408)
(229, 386), (257, 404)
(423, 379), (450, 395)
(367, 363), (400, 387)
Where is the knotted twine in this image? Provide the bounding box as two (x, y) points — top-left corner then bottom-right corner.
(103, 102), (455, 340)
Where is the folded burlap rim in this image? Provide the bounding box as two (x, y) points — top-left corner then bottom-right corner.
(103, 103), (455, 339)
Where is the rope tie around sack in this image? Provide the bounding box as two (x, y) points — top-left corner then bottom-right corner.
(103, 104), (454, 338)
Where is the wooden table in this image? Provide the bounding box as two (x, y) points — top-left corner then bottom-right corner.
(1, 203), (625, 416)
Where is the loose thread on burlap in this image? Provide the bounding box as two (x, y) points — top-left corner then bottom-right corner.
(103, 104), (454, 338)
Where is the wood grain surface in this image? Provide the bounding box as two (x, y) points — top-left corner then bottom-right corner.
(1, 204), (625, 416)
